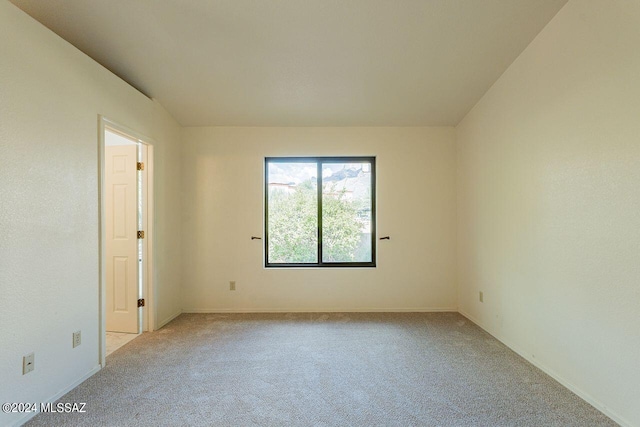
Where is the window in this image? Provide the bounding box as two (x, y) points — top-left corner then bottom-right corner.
(265, 157), (376, 267)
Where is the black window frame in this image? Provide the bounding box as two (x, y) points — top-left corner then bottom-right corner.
(265, 156), (376, 268)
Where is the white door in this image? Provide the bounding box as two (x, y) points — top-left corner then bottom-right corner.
(105, 144), (139, 333)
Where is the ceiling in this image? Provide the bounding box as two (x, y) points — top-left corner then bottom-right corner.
(11, 0), (567, 127)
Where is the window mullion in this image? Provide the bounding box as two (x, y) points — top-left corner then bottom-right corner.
(317, 161), (323, 266)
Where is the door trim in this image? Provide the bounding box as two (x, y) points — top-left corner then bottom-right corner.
(98, 115), (155, 367)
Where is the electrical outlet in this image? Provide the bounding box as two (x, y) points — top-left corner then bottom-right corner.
(479, 291), (484, 303)
(230, 281), (236, 291)
(73, 331), (81, 348)
(23, 353), (34, 375)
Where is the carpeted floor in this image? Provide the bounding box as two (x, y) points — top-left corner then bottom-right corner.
(27, 313), (615, 426)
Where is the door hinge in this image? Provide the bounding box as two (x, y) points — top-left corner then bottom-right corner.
(138, 298), (145, 307)
(137, 162), (144, 171)
(137, 230), (145, 239)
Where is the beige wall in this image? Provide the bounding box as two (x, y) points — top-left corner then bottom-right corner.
(0, 2), (182, 426)
(456, 1), (640, 425)
(181, 127), (456, 312)
(148, 104), (184, 327)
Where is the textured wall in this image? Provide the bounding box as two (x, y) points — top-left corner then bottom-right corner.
(456, 1), (640, 425)
(0, 2), (182, 425)
(181, 127), (457, 312)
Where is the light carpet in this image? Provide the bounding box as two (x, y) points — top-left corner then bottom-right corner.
(26, 312), (615, 426)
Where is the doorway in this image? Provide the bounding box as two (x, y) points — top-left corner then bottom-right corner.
(98, 117), (154, 365)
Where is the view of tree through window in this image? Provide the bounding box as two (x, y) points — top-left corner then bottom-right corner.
(266, 157), (375, 267)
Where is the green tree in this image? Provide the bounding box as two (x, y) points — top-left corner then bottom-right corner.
(322, 185), (362, 262)
(268, 180), (362, 263)
(268, 180), (318, 263)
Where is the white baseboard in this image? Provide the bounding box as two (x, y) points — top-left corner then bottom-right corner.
(13, 365), (101, 427)
(156, 309), (182, 329)
(183, 307), (458, 313)
(458, 309), (630, 427)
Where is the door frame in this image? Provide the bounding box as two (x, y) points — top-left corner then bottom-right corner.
(98, 115), (155, 367)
